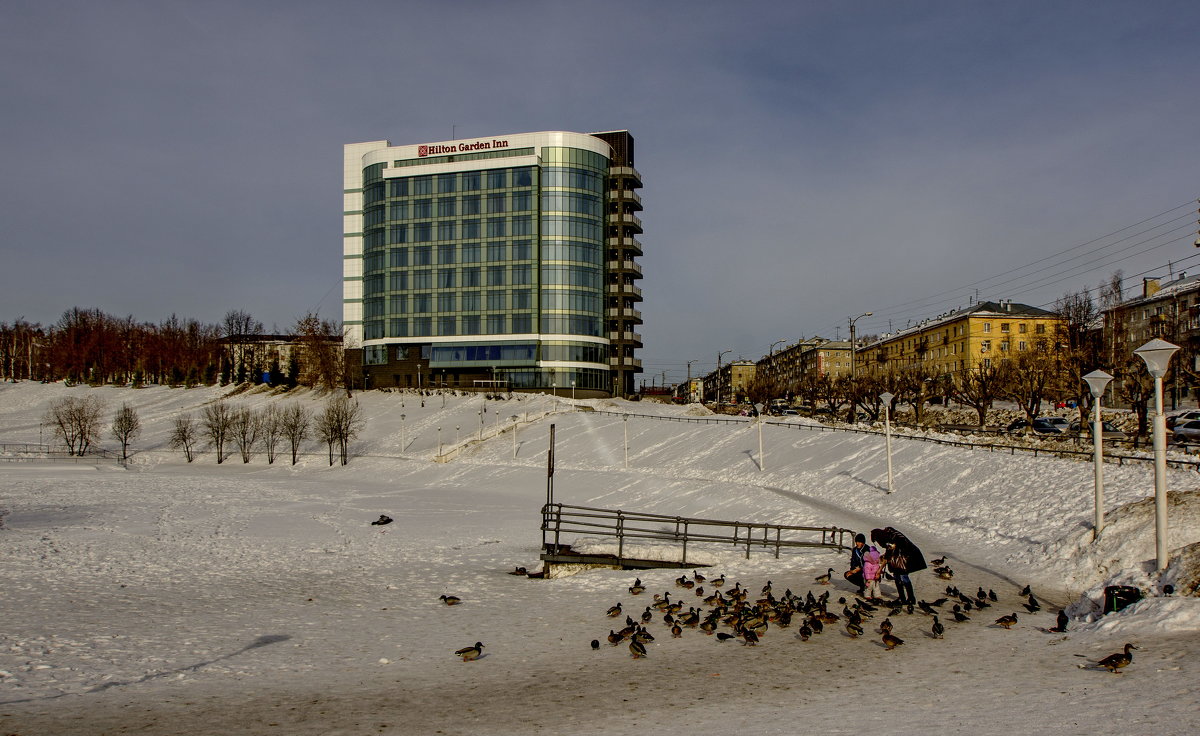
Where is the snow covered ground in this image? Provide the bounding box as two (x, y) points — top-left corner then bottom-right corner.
(0, 382), (1197, 735)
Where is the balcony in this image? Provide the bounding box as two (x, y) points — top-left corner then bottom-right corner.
(607, 236), (643, 255)
(606, 307), (643, 321)
(608, 189), (642, 209)
(608, 213), (643, 232)
(609, 356), (643, 370)
(607, 259), (643, 277)
(607, 283), (642, 299)
(609, 166), (642, 187)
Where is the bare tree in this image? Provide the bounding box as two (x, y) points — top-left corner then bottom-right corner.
(260, 404), (283, 464)
(201, 400), (233, 464)
(280, 403), (311, 465)
(170, 413), (199, 462)
(44, 395), (105, 455)
(997, 339), (1056, 431)
(231, 405), (263, 463)
(954, 359), (1003, 429)
(1053, 289), (1101, 423)
(315, 404), (338, 466)
(318, 395), (365, 465)
(293, 313), (343, 391)
(110, 402), (141, 460)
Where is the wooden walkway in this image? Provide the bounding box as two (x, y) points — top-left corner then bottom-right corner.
(539, 503), (851, 572)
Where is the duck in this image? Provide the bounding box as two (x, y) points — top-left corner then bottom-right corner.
(711, 574), (726, 588)
(454, 642), (484, 661)
(628, 578), (646, 595)
(1023, 595), (1041, 613)
(1019, 584), (1031, 597)
(640, 606), (653, 624)
(633, 627), (654, 643)
(1096, 643), (1138, 673)
(715, 632), (736, 642)
(741, 629), (760, 646)
(930, 556), (946, 566)
(952, 607), (970, 623)
(934, 566), (954, 580)
(671, 623), (683, 638)
(695, 586), (705, 598)
(994, 612), (1019, 629)
(988, 589), (998, 602)
(931, 616), (944, 639)
(797, 623), (812, 641)
(439, 594), (462, 606)
(606, 602), (622, 618)
(882, 633), (904, 650)
(607, 629), (624, 645)
(508, 566), (527, 576)
(917, 600), (936, 616)
(815, 568), (834, 585)
(1050, 609), (1069, 633)
(651, 593), (672, 611)
(846, 621), (864, 638)
(693, 570), (706, 583)
(761, 580), (773, 595)
(628, 638), (647, 659)
(371, 514), (393, 525)
(879, 617), (893, 635)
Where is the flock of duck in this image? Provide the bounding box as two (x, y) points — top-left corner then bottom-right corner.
(447, 563), (1139, 674)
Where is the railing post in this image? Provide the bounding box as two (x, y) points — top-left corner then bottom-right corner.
(617, 511), (625, 561)
(682, 520), (688, 564)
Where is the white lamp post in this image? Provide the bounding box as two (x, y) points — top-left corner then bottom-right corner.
(437, 427), (442, 456)
(879, 391), (895, 494)
(400, 413), (406, 452)
(511, 415), (519, 459)
(455, 425), (460, 444)
(623, 414), (629, 469)
(571, 379), (576, 405)
(1082, 370), (1114, 540)
(1134, 338), (1179, 572)
(757, 414), (765, 472)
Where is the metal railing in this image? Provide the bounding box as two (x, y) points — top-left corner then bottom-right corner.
(540, 502), (851, 565)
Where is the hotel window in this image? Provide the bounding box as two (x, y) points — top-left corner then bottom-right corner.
(413, 199), (432, 218)
(413, 317), (432, 336)
(388, 202), (407, 220)
(512, 215), (533, 236)
(437, 174), (456, 193)
(413, 270), (432, 289)
(438, 316), (456, 335)
(437, 292), (455, 311)
(412, 176), (432, 195)
(389, 248), (408, 267)
(412, 222), (432, 242)
(413, 246), (432, 265)
(512, 265), (532, 285)
(463, 267), (481, 287)
(438, 244), (456, 264)
(462, 291), (481, 311)
(462, 195), (481, 215)
(388, 272), (407, 291)
(437, 269), (456, 289)
(512, 241), (532, 260)
(487, 217), (506, 238)
(388, 294), (406, 313)
(1036, 324), (1046, 334)
(413, 294), (431, 312)
(512, 314), (533, 333)
(1001, 323), (1010, 333)
(487, 242), (506, 261)
(462, 315), (480, 334)
(511, 191), (532, 211)
(436, 221), (456, 240)
(388, 225), (407, 244)
(513, 289), (532, 309)
(1019, 341), (1027, 351)
(487, 170), (507, 189)
(437, 197), (456, 217)
(388, 179), (407, 197)
(388, 318), (408, 337)
(488, 265), (507, 286)
(487, 193), (507, 213)
(486, 314), (506, 334)
(487, 290), (507, 310)
(462, 219), (481, 239)
(461, 171), (481, 190)
(513, 167), (533, 186)
(1018, 323), (1027, 333)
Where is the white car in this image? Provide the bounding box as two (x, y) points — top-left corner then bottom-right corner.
(1171, 419), (1200, 443)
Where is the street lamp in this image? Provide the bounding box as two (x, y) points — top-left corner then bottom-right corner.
(511, 415), (519, 459)
(1082, 370), (1114, 540)
(717, 349), (731, 405)
(879, 391), (894, 494)
(770, 340), (786, 355)
(623, 414), (629, 469)
(571, 379), (576, 404)
(848, 313), (873, 379)
(437, 426), (443, 456)
(1134, 338), (1180, 572)
(400, 413), (406, 452)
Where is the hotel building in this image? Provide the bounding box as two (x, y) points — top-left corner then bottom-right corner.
(343, 131), (643, 397)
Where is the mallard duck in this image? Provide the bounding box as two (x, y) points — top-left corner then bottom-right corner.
(741, 629), (760, 646)
(1096, 643), (1138, 673)
(455, 642), (484, 661)
(994, 612), (1019, 629)
(761, 580), (773, 595)
(508, 566), (527, 576)
(371, 514), (393, 525)
(846, 621), (864, 638)
(931, 616), (944, 639)
(711, 574), (726, 587)
(640, 606), (653, 623)
(815, 568), (833, 585)
(879, 617), (893, 635)
(634, 627), (654, 643)
(628, 638), (647, 659)
(693, 570), (706, 583)
(930, 556), (946, 566)
(671, 623), (683, 638)
(651, 593), (671, 611)
(628, 578), (645, 595)
(807, 616), (824, 634)
(695, 586), (705, 598)
(607, 629), (624, 645)
(439, 594), (462, 606)
(935, 566), (954, 580)
(700, 618), (717, 635)
(882, 633), (904, 650)
(606, 602), (622, 618)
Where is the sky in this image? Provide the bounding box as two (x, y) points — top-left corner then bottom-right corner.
(2, 1), (1198, 384)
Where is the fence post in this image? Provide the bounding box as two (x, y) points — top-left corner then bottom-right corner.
(681, 520), (688, 564)
(617, 511), (625, 562)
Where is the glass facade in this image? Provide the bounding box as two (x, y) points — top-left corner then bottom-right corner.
(357, 141), (612, 391)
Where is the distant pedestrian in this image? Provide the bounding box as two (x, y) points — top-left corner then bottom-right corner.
(871, 526), (926, 605)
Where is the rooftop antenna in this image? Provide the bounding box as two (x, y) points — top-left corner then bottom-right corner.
(452, 124), (457, 139)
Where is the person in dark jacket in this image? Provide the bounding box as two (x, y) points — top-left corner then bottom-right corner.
(871, 527), (926, 605)
(843, 533), (870, 594)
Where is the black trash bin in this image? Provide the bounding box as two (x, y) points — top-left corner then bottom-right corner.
(1103, 585), (1142, 614)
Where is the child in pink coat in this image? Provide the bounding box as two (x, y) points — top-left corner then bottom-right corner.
(862, 545), (883, 600)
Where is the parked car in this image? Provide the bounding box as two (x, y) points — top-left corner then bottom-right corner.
(1007, 417), (1069, 435)
(1068, 420), (1128, 441)
(779, 408), (799, 416)
(1167, 410), (1200, 429)
(1171, 419), (1200, 443)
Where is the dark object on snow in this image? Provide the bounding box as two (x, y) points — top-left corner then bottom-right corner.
(591, 639), (600, 650)
(371, 515), (393, 526)
(1103, 585), (1142, 614)
(1050, 609), (1069, 632)
(508, 566), (528, 576)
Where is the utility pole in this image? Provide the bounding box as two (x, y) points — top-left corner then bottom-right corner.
(848, 313), (872, 380)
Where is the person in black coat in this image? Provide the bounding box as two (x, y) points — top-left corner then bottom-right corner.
(843, 533), (870, 594)
(871, 527), (926, 605)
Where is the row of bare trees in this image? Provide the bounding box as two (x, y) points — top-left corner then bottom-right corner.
(169, 397), (363, 465)
(745, 280), (1197, 444)
(1, 308), (345, 390)
(43, 396), (142, 459)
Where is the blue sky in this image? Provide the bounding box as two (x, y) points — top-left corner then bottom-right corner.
(2, 1), (1197, 385)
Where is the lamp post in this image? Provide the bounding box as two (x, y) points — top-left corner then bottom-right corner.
(571, 379), (576, 404)
(758, 414), (765, 472)
(716, 349), (731, 405)
(1134, 338), (1179, 572)
(400, 413), (406, 452)
(437, 427), (442, 456)
(1082, 370), (1114, 540)
(511, 415), (519, 458)
(879, 391), (894, 494)
(456, 425), (460, 444)
(770, 340), (786, 355)
(623, 414), (629, 469)
(848, 313), (872, 380)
